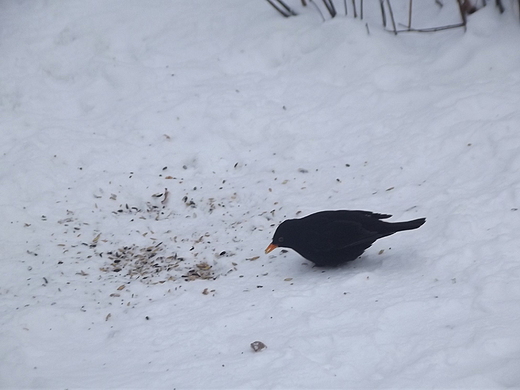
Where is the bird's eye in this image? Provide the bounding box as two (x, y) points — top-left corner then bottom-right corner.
(278, 237), (284, 243)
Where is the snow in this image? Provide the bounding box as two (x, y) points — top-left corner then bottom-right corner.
(1, 0), (520, 388)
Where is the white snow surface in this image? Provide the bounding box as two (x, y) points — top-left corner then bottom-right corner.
(1, 1), (520, 388)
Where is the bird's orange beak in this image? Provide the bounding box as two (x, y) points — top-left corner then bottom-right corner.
(265, 243), (278, 254)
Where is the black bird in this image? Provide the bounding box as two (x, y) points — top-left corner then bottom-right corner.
(265, 210), (426, 267)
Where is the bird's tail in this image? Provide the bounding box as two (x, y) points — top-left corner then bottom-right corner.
(390, 218), (426, 232)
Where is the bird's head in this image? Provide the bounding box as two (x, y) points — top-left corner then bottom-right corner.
(265, 219), (299, 254)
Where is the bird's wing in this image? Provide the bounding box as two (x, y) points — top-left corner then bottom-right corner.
(334, 210), (392, 220)
(305, 210), (392, 222)
(314, 220), (387, 252)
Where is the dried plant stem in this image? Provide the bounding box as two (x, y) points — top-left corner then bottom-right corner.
(408, 0), (413, 29)
(266, 0), (297, 17)
(496, 0), (504, 13)
(322, 0), (337, 17)
(385, 0), (398, 34)
(309, 0), (326, 20)
(456, 0), (468, 32)
(380, 0), (386, 27)
(395, 22), (466, 33)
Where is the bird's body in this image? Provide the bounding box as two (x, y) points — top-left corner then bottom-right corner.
(265, 210), (425, 267)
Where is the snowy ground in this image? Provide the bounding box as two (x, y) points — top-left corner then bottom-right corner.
(1, 1), (520, 388)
